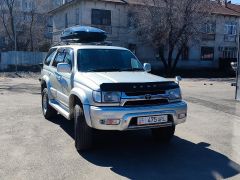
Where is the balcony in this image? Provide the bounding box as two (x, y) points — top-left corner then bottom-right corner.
(224, 35), (236, 42)
(202, 33), (215, 41)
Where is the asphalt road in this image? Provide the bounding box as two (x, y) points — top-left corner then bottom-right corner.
(0, 77), (240, 180)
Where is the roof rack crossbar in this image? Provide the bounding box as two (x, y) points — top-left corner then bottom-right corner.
(54, 41), (112, 46)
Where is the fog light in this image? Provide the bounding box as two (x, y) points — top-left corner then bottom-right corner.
(99, 119), (120, 125)
(178, 113), (186, 119)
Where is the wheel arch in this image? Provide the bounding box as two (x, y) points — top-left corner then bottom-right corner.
(69, 89), (92, 127)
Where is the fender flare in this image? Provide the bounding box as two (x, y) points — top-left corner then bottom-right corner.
(69, 88), (92, 127)
(40, 75), (54, 99)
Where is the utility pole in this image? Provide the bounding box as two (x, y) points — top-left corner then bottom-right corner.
(236, 18), (240, 100)
(14, 18), (18, 73)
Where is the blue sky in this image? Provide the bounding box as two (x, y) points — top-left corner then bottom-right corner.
(232, 0), (240, 4)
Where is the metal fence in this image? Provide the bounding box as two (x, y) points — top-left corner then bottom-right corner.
(0, 51), (47, 71)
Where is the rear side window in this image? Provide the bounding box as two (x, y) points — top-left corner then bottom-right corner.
(44, 48), (57, 66)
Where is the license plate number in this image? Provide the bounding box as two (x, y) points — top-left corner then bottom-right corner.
(137, 115), (168, 125)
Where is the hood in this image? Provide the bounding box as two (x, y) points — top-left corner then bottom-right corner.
(81, 71), (168, 87)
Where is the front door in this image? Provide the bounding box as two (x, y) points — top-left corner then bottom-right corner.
(50, 48), (66, 102)
(56, 48), (74, 107)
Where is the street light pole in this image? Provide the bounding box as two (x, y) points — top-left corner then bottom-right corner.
(236, 18), (240, 100)
(14, 18), (18, 73)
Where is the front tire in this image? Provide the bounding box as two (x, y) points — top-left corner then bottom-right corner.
(42, 88), (57, 119)
(74, 104), (93, 151)
(151, 125), (175, 143)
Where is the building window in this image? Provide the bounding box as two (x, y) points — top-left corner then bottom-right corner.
(202, 22), (216, 34)
(221, 47), (237, 59)
(202, 22), (216, 41)
(75, 8), (79, 25)
(181, 46), (189, 60)
(91, 9), (111, 26)
(65, 13), (68, 28)
(224, 22), (237, 42)
(201, 47), (214, 61)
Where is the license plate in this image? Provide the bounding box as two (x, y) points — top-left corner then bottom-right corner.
(137, 115), (168, 125)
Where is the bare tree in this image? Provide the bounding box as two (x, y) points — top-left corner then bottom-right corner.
(131, 0), (212, 75)
(0, 0), (17, 50)
(0, 0), (50, 51)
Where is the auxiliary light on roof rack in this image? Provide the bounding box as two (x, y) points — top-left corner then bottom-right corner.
(60, 26), (107, 43)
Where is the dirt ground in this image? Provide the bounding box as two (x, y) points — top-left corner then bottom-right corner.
(0, 76), (239, 180)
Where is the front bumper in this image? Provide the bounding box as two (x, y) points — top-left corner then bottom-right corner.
(87, 101), (187, 131)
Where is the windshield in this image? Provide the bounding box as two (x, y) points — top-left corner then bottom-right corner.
(77, 49), (143, 72)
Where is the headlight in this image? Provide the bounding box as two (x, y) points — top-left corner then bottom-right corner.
(93, 91), (121, 103)
(167, 88), (182, 100)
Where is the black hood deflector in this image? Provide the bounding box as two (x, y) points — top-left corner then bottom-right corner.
(100, 81), (179, 92)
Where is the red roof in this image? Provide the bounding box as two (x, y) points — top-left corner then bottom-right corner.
(211, 2), (240, 16)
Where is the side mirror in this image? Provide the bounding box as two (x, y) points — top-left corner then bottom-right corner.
(39, 63), (43, 69)
(175, 76), (182, 84)
(57, 63), (71, 73)
(143, 63), (151, 72)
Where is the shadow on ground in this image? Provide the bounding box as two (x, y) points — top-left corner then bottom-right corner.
(0, 83), (40, 94)
(48, 115), (240, 180)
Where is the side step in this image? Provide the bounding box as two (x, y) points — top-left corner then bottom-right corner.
(49, 100), (70, 120)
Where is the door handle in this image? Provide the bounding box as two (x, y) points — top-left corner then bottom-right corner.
(55, 72), (62, 81)
(56, 75), (61, 81)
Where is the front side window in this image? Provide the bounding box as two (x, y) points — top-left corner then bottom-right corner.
(52, 51), (65, 67)
(44, 48), (57, 66)
(91, 9), (111, 26)
(201, 47), (214, 61)
(64, 51), (72, 68)
(77, 49), (143, 72)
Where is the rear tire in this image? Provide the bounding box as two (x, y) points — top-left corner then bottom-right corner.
(74, 104), (93, 151)
(42, 88), (57, 119)
(151, 125), (175, 143)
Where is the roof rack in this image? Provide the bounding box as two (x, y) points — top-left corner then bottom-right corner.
(54, 40), (112, 46)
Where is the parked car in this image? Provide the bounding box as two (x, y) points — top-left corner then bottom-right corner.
(39, 26), (187, 151)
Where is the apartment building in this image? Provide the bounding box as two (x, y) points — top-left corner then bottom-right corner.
(49, 0), (240, 69)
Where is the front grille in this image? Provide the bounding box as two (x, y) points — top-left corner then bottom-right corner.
(125, 90), (165, 96)
(123, 99), (168, 107)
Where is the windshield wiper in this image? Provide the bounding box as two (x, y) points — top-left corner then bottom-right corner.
(86, 68), (122, 72)
(85, 67), (144, 72)
(121, 68), (144, 71)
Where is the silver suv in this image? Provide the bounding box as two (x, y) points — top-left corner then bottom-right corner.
(40, 44), (187, 151)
